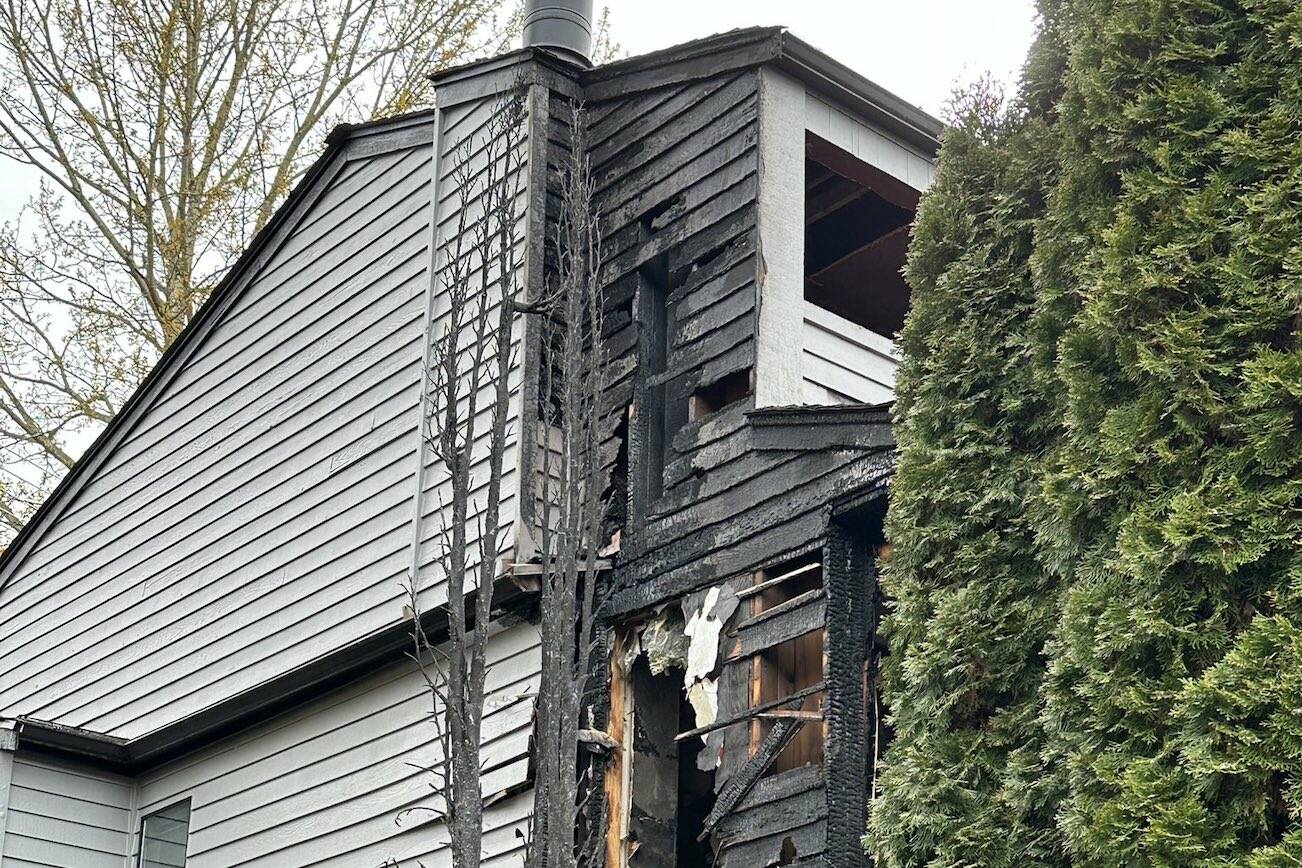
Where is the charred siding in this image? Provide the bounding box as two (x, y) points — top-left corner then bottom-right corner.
(585, 69), (761, 557)
(576, 63), (892, 868)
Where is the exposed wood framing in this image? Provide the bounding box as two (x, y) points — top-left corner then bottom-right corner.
(675, 682), (825, 743)
(603, 632), (633, 868)
(821, 523), (873, 868)
(700, 715), (803, 839)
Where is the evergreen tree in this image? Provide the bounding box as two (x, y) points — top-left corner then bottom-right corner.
(1037, 1), (1302, 863)
(874, 0), (1302, 864)
(867, 20), (1069, 864)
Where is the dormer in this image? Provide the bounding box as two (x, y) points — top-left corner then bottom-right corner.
(754, 49), (939, 406)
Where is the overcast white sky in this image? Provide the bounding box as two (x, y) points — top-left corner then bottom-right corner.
(605, 0), (1039, 118)
(0, 2), (1039, 211)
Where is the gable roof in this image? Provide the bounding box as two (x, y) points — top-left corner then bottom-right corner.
(0, 25), (939, 591)
(0, 111), (433, 594)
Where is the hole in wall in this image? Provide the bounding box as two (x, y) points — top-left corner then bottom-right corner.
(804, 132), (917, 339)
(689, 368), (752, 422)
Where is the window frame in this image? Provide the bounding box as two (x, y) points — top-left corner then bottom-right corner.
(136, 798), (192, 868)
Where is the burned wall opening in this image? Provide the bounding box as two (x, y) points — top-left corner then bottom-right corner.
(803, 132), (918, 341)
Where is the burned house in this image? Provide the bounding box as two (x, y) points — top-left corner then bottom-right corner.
(0, 4), (938, 867)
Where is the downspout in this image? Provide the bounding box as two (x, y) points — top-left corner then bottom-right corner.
(407, 105), (447, 602)
(0, 720), (17, 860)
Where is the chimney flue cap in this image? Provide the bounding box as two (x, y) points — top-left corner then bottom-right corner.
(522, 0), (594, 67)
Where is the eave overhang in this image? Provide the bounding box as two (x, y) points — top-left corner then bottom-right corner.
(6, 580), (529, 775)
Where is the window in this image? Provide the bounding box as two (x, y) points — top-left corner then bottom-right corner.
(638, 252), (672, 503)
(138, 800), (190, 868)
(804, 133), (917, 339)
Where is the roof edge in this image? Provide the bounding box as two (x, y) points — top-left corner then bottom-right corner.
(7, 581), (527, 775)
(582, 25), (783, 83)
(775, 32), (942, 155)
(0, 112), (434, 593)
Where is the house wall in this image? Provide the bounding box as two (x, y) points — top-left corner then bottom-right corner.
(129, 620), (539, 868)
(0, 88), (534, 740)
(0, 754), (133, 868)
(584, 67), (762, 553)
(410, 91), (532, 594)
(0, 622), (539, 868)
(588, 59), (912, 868)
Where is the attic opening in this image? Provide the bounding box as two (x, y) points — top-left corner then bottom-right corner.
(803, 132), (917, 340)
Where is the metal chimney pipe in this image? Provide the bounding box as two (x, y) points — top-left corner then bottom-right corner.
(522, 0), (594, 67)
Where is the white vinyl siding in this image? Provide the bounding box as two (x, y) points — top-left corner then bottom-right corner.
(800, 302), (897, 405)
(131, 621), (540, 868)
(804, 93), (935, 193)
(0, 96), (533, 740)
(0, 756), (132, 868)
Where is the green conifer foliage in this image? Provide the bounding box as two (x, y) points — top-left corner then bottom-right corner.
(867, 61), (1069, 866)
(873, 0), (1301, 863)
(1037, 0), (1302, 863)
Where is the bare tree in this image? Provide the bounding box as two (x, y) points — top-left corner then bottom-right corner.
(527, 103), (612, 868)
(404, 97), (613, 868)
(403, 90), (528, 868)
(0, 0), (516, 539)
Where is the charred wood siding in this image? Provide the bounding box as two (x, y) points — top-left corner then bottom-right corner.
(584, 69), (762, 560)
(578, 64), (893, 868)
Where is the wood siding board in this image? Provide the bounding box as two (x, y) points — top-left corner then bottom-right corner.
(599, 125), (758, 242)
(581, 37), (776, 103)
(642, 451), (836, 553)
(730, 596), (827, 661)
(703, 716), (802, 835)
(718, 817), (826, 867)
(716, 787), (826, 846)
(585, 81), (686, 148)
(735, 763), (823, 810)
(673, 301), (755, 367)
(592, 80), (758, 201)
(604, 181), (756, 282)
(610, 509), (828, 617)
(589, 73), (742, 171)
(667, 308), (756, 411)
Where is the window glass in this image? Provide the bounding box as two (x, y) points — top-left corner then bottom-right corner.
(139, 800), (190, 868)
